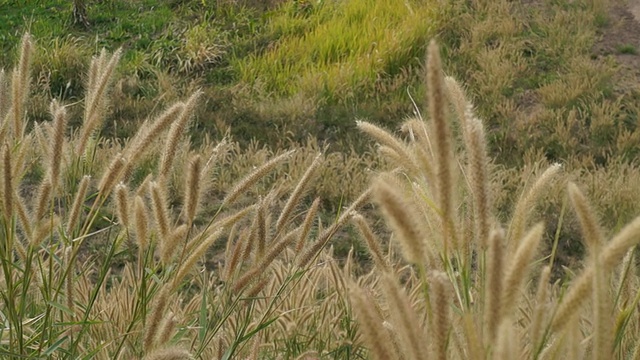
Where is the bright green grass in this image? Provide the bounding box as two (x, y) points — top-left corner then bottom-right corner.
(234, 0), (440, 102)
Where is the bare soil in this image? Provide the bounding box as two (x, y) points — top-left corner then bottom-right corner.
(593, 0), (640, 93)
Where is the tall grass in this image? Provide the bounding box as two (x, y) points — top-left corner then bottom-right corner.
(0, 34), (371, 359)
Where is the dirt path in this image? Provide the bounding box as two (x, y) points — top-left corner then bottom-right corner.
(594, 0), (640, 92)
(629, 0), (640, 20)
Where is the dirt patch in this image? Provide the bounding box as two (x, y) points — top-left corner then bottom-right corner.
(630, 0), (640, 21)
(593, 0), (640, 92)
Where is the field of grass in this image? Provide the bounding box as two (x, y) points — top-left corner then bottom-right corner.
(2, 0), (640, 358)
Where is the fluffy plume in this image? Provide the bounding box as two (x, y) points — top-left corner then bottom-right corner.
(222, 150), (295, 207)
(150, 181), (170, 239)
(134, 195), (149, 250)
(348, 283), (396, 360)
(48, 100), (67, 190)
(77, 48), (122, 154)
(466, 115), (492, 249)
(66, 175), (91, 234)
(11, 33), (32, 140)
(501, 223), (544, 319)
(509, 163), (561, 248)
(183, 153), (202, 225)
(380, 272), (426, 360)
(372, 176), (425, 265)
(159, 91), (202, 179)
(171, 228), (224, 289)
(427, 40), (456, 254)
(144, 286), (171, 353)
(568, 182), (604, 255)
(352, 213), (390, 272)
(485, 227), (505, 344)
(276, 153), (322, 233)
(115, 183), (130, 230)
(296, 188), (371, 268)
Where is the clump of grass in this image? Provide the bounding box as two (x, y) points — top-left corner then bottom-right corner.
(616, 44), (637, 55)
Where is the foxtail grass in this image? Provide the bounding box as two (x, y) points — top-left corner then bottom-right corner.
(159, 91), (202, 180)
(183, 153), (202, 226)
(77, 47), (122, 155)
(372, 175), (425, 265)
(48, 100), (67, 190)
(11, 33), (32, 141)
(0, 34), (370, 359)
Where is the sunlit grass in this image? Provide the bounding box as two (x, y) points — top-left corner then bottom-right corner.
(234, 0), (440, 102)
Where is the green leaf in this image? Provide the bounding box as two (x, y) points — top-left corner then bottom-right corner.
(43, 335), (68, 356)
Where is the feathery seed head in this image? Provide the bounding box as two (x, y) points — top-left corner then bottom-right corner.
(372, 176), (425, 265)
(509, 163), (561, 248)
(144, 286), (170, 353)
(48, 101), (68, 190)
(97, 154), (126, 197)
(222, 150), (295, 207)
(466, 116), (492, 249)
(171, 228), (224, 289)
(380, 272), (426, 359)
(161, 224), (188, 266)
(348, 282), (396, 360)
(124, 102), (185, 175)
(150, 181), (170, 240)
(427, 40), (456, 253)
(501, 222), (544, 319)
(77, 48), (121, 155)
(34, 179), (52, 221)
(352, 213), (390, 272)
(159, 91), (202, 179)
(12, 33), (32, 140)
(601, 214), (640, 271)
(143, 347), (191, 360)
(485, 226), (505, 343)
(134, 195), (149, 250)
(295, 197), (320, 253)
(183, 153), (202, 225)
(66, 175), (91, 234)
(444, 76), (469, 126)
(568, 182), (604, 255)
(431, 271), (451, 360)
(115, 183), (130, 230)
(3, 145), (12, 219)
(296, 188), (370, 268)
(276, 152), (322, 233)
